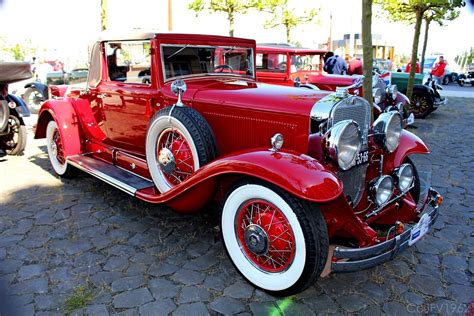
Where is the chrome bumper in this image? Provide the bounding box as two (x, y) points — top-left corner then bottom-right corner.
(331, 188), (441, 272)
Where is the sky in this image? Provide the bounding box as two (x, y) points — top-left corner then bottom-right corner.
(0, 0), (473, 69)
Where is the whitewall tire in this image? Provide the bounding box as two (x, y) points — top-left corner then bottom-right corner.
(221, 181), (329, 295)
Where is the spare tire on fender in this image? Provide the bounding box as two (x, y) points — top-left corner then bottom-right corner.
(146, 106), (217, 193)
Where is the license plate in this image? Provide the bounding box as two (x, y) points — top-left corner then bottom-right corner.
(355, 150), (368, 166)
(409, 213), (431, 246)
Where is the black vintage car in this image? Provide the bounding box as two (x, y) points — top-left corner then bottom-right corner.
(0, 62), (32, 156)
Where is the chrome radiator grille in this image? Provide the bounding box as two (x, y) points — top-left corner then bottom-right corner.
(330, 96), (371, 205)
(331, 97), (371, 150)
(338, 163), (368, 206)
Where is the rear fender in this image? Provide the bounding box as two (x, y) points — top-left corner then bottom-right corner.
(35, 99), (82, 157)
(136, 150), (344, 208)
(384, 130), (429, 170)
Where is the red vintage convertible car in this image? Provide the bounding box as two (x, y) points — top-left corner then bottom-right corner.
(256, 44), (414, 125)
(35, 32), (441, 295)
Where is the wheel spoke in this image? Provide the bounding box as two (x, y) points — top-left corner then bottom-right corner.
(236, 199), (296, 273)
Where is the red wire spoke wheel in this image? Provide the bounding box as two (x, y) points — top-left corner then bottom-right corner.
(156, 128), (195, 186)
(221, 181), (328, 296)
(146, 106), (216, 193)
(236, 199), (296, 273)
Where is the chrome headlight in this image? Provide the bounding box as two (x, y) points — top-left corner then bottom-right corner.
(394, 163), (414, 193)
(388, 84), (398, 99)
(372, 88), (382, 104)
(373, 112), (402, 153)
(324, 120), (361, 170)
(370, 175), (394, 205)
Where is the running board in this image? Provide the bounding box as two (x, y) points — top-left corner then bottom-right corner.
(67, 155), (154, 196)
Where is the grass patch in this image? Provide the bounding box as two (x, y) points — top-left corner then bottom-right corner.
(64, 286), (94, 314)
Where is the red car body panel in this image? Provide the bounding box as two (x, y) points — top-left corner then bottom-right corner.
(35, 99), (82, 157)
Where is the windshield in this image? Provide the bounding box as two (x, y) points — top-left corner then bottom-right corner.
(161, 44), (254, 81)
(290, 54), (323, 72)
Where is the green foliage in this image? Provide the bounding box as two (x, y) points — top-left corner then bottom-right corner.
(1, 40), (37, 62)
(255, 0), (319, 44)
(188, 0), (256, 36)
(101, 0), (108, 31)
(455, 49), (474, 69)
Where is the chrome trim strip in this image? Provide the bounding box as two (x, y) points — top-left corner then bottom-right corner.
(67, 159), (137, 196)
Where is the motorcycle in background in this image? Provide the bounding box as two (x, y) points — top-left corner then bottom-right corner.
(0, 62), (32, 157)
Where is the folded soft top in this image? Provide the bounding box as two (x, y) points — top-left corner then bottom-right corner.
(0, 62), (33, 84)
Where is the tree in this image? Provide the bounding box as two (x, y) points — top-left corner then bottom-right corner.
(420, 6), (460, 72)
(188, 0), (255, 37)
(255, 0), (319, 44)
(362, 0), (374, 117)
(377, 0), (463, 99)
(101, 0), (107, 31)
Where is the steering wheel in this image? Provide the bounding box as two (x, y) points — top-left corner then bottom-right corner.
(215, 64), (234, 72)
(277, 62), (287, 70)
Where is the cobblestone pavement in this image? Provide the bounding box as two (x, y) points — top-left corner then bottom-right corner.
(1, 98), (473, 315)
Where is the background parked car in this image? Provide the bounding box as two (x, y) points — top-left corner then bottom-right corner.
(23, 68), (89, 113)
(0, 62), (32, 156)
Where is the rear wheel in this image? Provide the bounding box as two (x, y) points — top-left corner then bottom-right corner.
(410, 91), (433, 119)
(24, 87), (45, 114)
(220, 181), (329, 296)
(46, 120), (74, 177)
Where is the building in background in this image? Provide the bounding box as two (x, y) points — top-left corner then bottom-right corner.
(332, 33), (394, 60)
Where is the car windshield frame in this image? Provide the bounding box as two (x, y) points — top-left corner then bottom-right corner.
(160, 44), (255, 82)
(289, 52), (325, 72)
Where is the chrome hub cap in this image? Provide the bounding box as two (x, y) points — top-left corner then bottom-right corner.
(158, 147), (176, 175)
(244, 224), (269, 256)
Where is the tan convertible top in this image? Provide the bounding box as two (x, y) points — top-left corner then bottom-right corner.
(0, 62), (33, 84)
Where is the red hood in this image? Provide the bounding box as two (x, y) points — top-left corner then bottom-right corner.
(165, 77), (331, 116)
(290, 71), (361, 87)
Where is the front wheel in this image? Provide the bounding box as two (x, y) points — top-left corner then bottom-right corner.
(410, 91), (433, 119)
(220, 181), (329, 296)
(23, 87), (45, 114)
(1, 115), (27, 155)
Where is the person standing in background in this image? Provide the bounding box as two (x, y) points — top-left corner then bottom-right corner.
(323, 51), (347, 75)
(430, 56), (447, 85)
(348, 56), (363, 75)
(387, 57), (393, 71)
(405, 59), (421, 74)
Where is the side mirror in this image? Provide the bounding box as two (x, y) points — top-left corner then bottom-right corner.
(171, 79), (187, 106)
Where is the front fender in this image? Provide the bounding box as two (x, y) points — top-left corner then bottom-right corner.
(136, 150), (344, 208)
(25, 82), (49, 99)
(35, 99), (82, 157)
(385, 130), (429, 169)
